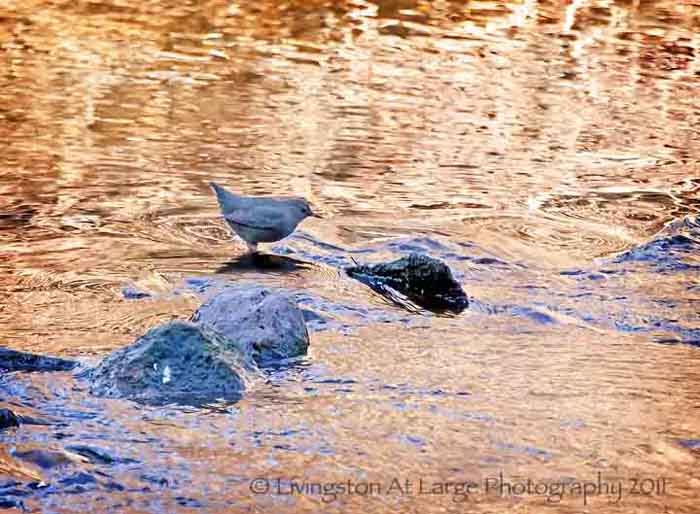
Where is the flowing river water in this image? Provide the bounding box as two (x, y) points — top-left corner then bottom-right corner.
(1, 1), (699, 512)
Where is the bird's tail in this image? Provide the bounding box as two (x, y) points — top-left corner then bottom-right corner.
(209, 182), (242, 214)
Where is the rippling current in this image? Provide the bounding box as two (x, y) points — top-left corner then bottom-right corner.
(1, 1), (699, 512)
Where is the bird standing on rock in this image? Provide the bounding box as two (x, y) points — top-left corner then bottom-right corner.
(210, 182), (321, 253)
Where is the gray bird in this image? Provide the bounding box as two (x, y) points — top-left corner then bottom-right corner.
(210, 182), (320, 253)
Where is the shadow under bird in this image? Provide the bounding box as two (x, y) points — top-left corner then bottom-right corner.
(210, 182), (321, 253)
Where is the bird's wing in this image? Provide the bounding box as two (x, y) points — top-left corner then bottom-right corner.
(223, 205), (286, 231)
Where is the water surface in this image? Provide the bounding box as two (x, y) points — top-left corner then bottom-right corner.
(1, 1), (699, 512)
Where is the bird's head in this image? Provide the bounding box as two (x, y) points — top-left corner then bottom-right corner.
(288, 198), (322, 222)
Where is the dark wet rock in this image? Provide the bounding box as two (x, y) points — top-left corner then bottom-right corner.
(0, 409), (20, 430)
(192, 286), (310, 363)
(0, 408), (52, 432)
(0, 348), (76, 372)
(89, 321), (253, 405)
(346, 253), (469, 313)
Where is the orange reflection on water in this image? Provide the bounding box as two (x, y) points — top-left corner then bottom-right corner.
(1, 1), (699, 512)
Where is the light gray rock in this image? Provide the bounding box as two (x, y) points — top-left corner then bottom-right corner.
(191, 286), (309, 364)
(0, 408), (20, 430)
(89, 321), (253, 405)
(88, 286), (308, 405)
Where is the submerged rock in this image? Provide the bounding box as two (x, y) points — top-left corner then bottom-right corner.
(89, 321), (252, 405)
(192, 286), (309, 363)
(346, 253), (469, 313)
(614, 215), (700, 271)
(0, 348), (76, 372)
(64, 444), (138, 465)
(121, 285), (152, 300)
(12, 448), (76, 469)
(0, 409), (20, 430)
